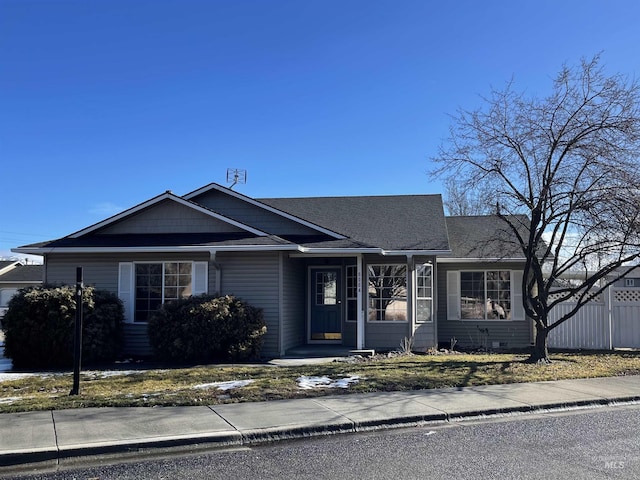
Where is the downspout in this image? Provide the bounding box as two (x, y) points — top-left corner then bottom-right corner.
(209, 250), (222, 294)
(278, 252), (285, 357)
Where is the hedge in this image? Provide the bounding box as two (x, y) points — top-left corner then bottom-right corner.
(147, 294), (266, 362)
(1, 285), (124, 369)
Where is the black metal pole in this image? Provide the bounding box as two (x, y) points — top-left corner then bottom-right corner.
(70, 267), (83, 396)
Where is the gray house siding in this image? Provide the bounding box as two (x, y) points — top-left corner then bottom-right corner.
(44, 252), (211, 356)
(216, 251), (281, 357)
(280, 254), (305, 354)
(189, 190), (322, 235)
(437, 262), (532, 349)
(99, 199), (246, 234)
(44, 253), (121, 292)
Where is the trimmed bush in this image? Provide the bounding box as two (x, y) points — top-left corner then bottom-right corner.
(147, 294), (266, 362)
(2, 285), (124, 369)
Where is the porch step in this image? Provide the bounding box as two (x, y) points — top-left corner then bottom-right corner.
(348, 349), (375, 358)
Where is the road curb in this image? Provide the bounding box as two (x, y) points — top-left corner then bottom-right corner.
(2, 397), (640, 468)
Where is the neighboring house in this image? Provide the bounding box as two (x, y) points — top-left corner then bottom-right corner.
(612, 266), (640, 288)
(0, 261), (44, 318)
(12, 183), (532, 356)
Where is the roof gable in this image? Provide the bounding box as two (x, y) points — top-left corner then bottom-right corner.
(184, 183), (345, 239)
(70, 191), (268, 238)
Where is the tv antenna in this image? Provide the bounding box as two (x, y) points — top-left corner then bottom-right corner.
(226, 168), (247, 189)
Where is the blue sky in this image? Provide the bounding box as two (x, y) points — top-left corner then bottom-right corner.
(2, 0), (640, 261)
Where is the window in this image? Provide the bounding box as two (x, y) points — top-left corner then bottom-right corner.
(367, 264), (407, 322)
(346, 265), (358, 322)
(460, 270), (510, 320)
(118, 261), (207, 323)
(625, 278), (635, 287)
(416, 264), (433, 322)
(134, 262), (193, 322)
(315, 271), (337, 305)
(447, 270), (524, 321)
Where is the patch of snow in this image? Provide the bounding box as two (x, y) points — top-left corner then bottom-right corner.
(297, 375), (361, 390)
(83, 370), (140, 379)
(193, 379), (255, 391)
(0, 373), (40, 382)
(0, 397), (22, 405)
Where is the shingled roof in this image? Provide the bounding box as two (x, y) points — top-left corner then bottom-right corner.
(14, 185), (452, 255)
(444, 215), (528, 260)
(0, 264), (43, 283)
(260, 194), (450, 252)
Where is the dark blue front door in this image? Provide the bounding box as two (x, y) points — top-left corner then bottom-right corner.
(310, 268), (342, 341)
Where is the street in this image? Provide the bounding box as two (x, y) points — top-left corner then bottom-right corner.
(3, 404), (639, 479)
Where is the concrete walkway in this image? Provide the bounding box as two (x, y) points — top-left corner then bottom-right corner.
(1, 375), (640, 468)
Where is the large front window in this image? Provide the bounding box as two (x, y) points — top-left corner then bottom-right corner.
(460, 270), (511, 320)
(367, 264), (407, 322)
(135, 262), (192, 322)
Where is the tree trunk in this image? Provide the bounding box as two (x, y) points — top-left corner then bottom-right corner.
(527, 326), (551, 364)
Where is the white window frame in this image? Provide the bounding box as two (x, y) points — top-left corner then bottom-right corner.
(345, 265), (358, 322)
(447, 269), (524, 321)
(625, 278), (635, 287)
(118, 261), (208, 323)
(415, 263), (433, 323)
(367, 263), (408, 323)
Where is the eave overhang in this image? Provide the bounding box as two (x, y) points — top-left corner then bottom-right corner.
(13, 245), (453, 257)
(437, 257), (527, 263)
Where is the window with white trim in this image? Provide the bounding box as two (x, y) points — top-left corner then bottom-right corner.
(119, 261), (208, 323)
(447, 270), (524, 321)
(346, 265), (357, 322)
(135, 262), (193, 322)
(416, 264), (433, 322)
(367, 264), (407, 322)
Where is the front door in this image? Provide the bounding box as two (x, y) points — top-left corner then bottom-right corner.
(309, 267), (342, 342)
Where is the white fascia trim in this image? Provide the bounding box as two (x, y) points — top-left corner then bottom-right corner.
(383, 249), (452, 256)
(437, 257), (526, 263)
(183, 183), (346, 240)
(292, 248), (452, 256)
(296, 247), (383, 255)
(13, 245), (301, 255)
(69, 192), (269, 238)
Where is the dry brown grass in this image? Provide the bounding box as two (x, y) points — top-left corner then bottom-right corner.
(1, 351), (639, 413)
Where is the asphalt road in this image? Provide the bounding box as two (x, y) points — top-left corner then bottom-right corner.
(4, 404), (640, 479)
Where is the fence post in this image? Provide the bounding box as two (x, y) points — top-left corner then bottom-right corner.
(606, 284), (613, 351)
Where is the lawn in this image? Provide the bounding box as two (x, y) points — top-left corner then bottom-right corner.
(1, 351), (639, 414)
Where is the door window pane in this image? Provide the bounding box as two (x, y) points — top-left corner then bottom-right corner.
(316, 272), (337, 305)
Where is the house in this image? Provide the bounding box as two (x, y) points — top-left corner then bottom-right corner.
(12, 183), (532, 356)
(0, 260), (44, 318)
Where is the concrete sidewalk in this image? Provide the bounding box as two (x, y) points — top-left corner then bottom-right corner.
(1, 375), (640, 468)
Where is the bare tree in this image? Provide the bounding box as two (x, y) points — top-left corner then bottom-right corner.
(434, 55), (640, 363)
(443, 177), (494, 216)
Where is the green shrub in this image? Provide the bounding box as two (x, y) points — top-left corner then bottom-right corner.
(147, 294), (266, 362)
(1, 285), (124, 369)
